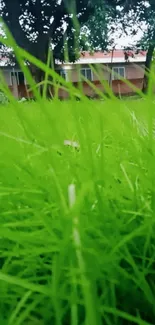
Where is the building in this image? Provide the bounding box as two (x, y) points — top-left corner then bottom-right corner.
(57, 50), (146, 98)
(0, 50), (146, 99)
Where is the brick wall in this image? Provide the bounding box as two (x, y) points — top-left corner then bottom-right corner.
(57, 78), (144, 99)
(112, 79), (144, 95)
(9, 78), (144, 99)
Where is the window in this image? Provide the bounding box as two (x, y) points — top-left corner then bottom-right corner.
(11, 71), (25, 85)
(18, 72), (25, 85)
(112, 67), (125, 80)
(58, 69), (67, 80)
(81, 68), (93, 81)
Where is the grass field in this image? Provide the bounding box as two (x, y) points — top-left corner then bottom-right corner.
(0, 96), (155, 325)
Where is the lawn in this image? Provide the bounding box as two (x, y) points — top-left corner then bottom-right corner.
(0, 97), (155, 325)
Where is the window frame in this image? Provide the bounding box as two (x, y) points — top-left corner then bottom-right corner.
(10, 71), (26, 86)
(112, 66), (125, 80)
(58, 69), (68, 81)
(80, 68), (93, 81)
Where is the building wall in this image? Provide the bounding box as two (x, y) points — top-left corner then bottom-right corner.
(92, 64), (110, 81)
(57, 63), (110, 82)
(112, 78), (144, 95)
(125, 64), (144, 80)
(1, 62), (145, 99)
(3, 70), (12, 86)
(58, 62), (144, 83)
(58, 78), (144, 99)
(69, 69), (79, 83)
(2, 69), (28, 86)
(8, 78), (144, 99)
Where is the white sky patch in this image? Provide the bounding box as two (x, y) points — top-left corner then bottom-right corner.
(108, 21), (147, 49)
(115, 28), (145, 48)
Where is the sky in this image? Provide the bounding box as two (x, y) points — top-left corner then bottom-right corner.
(110, 18), (147, 49)
(115, 29), (145, 48)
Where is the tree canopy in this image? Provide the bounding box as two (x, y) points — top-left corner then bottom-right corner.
(1, 0), (155, 93)
(0, 0), (94, 63)
(80, 0), (114, 52)
(104, 0), (155, 90)
(84, 0), (155, 91)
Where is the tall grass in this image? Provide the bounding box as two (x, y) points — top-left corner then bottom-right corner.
(0, 26), (155, 325)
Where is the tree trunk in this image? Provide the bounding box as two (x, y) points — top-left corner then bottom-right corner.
(29, 51), (54, 98)
(109, 48), (115, 88)
(32, 66), (55, 98)
(143, 29), (155, 94)
(29, 65), (43, 96)
(29, 38), (54, 98)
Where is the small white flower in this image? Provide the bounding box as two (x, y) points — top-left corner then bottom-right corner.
(64, 140), (80, 149)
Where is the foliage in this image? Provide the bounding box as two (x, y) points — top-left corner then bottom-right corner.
(0, 35), (155, 325)
(0, 0), (94, 64)
(101, 0), (155, 91)
(80, 0), (114, 51)
(115, 0), (155, 47)
(1, 95), (155, 325)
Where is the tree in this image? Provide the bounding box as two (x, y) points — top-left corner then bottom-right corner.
(84, 0), (155, 92)
(104, 0), (155, 92)
(80, 0), (114, 52)
(0, 0), (94, 87)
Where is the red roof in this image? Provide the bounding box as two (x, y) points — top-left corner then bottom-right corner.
(80, 50), (146, 60)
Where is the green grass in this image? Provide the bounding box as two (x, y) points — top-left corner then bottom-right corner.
(0, 97), (155, 325)
(0, 23), (155, 324)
